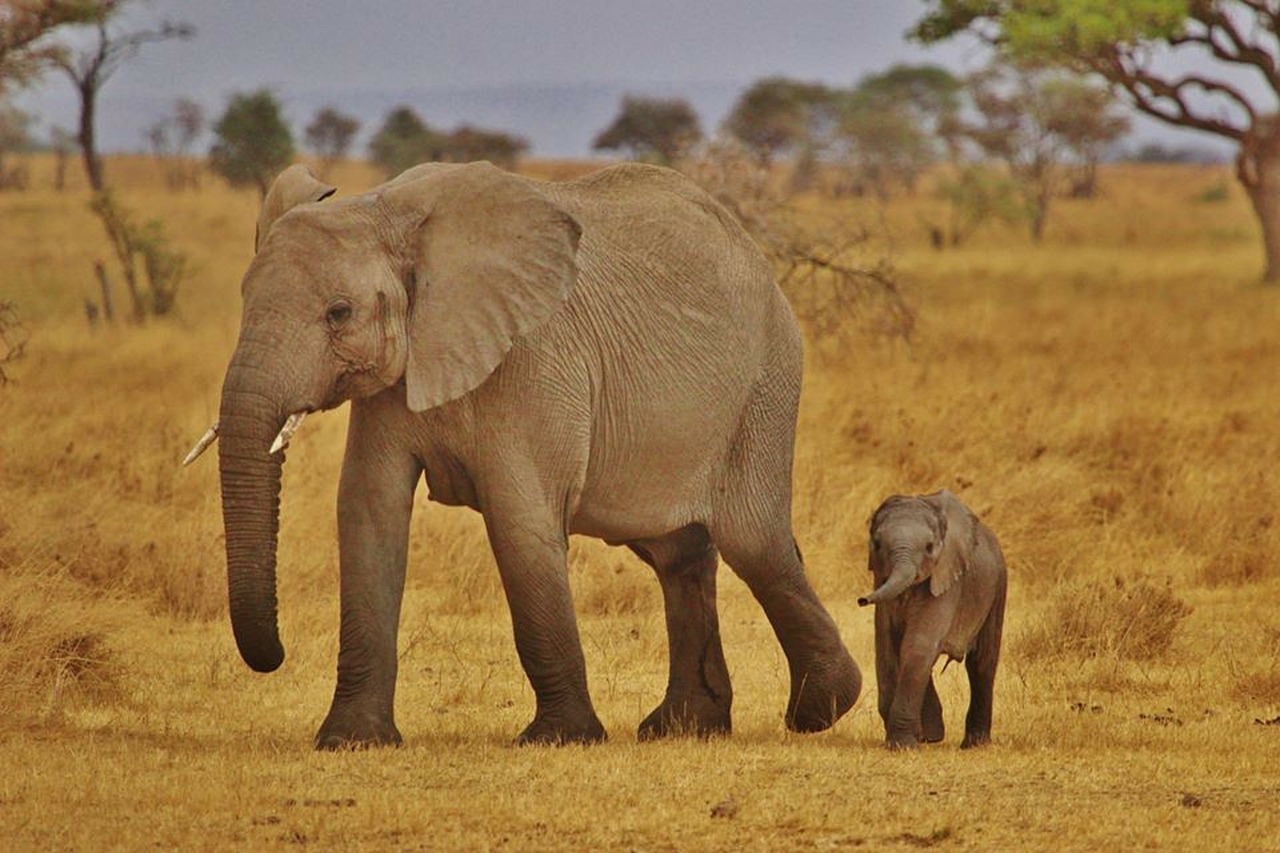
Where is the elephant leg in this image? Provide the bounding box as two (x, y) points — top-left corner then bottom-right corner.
(628, 525), (732, 741)
(483, 502), (605, 746)
(315, 407), (422, 750)
(920, 675), (945, 743)
(885, 635), (939, 750)
(962, 581), (1006, 749)
(713, 361), (860, 733)
(716, 527), (861, 733)
(874, 607), (900, 732)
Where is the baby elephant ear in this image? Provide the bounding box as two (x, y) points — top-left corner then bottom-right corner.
(255, 165), (337, 252)
(384, 162), (581, 412)
(927, 490), (970, 597)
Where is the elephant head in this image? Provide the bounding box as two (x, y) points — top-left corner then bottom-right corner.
(204, 162), (581, 672)
(858, 491), (971, 607)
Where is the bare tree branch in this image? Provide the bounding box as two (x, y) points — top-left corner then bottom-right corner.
(1090, 48), (1251, 141)
(47, 4), (193, 191)
(678, 140), (914, 345)
(1169, 8), (1280, 101)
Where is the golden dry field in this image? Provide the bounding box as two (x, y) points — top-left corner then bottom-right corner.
(1, 154), (1278, 851)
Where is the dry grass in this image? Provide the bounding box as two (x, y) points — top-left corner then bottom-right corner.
(1016, 577), (1193, 662)
(1, 154), (1278, 850)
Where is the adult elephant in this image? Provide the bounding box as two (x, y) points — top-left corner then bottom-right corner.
(190, 160), (861, 749)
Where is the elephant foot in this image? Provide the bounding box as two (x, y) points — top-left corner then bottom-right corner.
(784, 648), (862, 734)
(961, 730), (991, 749)
(921, 717), (945, 744)
(638, 693), (731, 741)
(516, 710), (606, 746)
(314, 706), (403, 751)
(886, 733), (920, 751)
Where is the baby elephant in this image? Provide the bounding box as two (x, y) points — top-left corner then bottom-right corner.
(859, 490), (1007, 750)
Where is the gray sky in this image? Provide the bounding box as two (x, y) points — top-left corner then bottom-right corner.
(17, 0), (993, 155)
(89, 1), (982, 94)
(15, 0), (1227, 157)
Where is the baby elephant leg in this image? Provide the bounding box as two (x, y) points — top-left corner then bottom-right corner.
(962, 585), (1005, 749)
(886, 638), (938, 749)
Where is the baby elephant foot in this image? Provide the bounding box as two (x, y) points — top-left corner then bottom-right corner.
(638, 693), (732, 741)
(516, 708), (607, 746)
(961, 730), (991, 749)
(785, 649), (862, 733)
(314, 706), (403, 751)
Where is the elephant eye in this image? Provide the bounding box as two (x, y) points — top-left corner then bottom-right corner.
(326, 302), (353, 328)
(926, 541), (937, 556)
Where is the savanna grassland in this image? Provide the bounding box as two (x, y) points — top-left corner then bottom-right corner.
(1, 154), (1277, 851)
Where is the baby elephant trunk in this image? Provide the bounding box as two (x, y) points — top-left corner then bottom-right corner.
(858, 558), (917, 607)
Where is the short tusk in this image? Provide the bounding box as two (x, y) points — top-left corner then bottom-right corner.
(181, 421), (219, 467)
(270, 412), (308, 455)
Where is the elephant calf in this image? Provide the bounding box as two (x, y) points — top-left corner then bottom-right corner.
(859, 490), (1006, 750)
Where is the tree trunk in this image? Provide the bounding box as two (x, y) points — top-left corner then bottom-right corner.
(1237, 117), (1280, 284)
(93, 260), (115, 323)
(78, 80), (104, 192)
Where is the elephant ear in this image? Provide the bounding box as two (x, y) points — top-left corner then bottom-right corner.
(383, 161), (581, 412)
(927, 490), (972, 597)
(255, 165), (337, 252)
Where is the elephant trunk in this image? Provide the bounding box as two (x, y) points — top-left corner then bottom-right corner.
(858, 553), (919, 607)
(218, 354), (288, 673)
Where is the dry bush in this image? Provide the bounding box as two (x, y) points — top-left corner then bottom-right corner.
(0, 299), (26, 385)
(677, 139), (914, 344)
(1226, 625), (1280, 705)
(0, 559), (122, 720)
(1017, 577), (1192, 663)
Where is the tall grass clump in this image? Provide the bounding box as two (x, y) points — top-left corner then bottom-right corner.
(0, 559), (122, 721)
(1017, 577), (1192, 662)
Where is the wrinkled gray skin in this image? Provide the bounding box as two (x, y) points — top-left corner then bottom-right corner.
(859, 490), (1006, 750)
(215, 161), (861, 749)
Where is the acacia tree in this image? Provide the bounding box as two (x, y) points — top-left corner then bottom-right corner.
(209, 89), (294, 197)
(442, 124), (528, 168)
(838, 64), (963, 197)
(304, 106), (359, 176)
(0, 0), (98, 89)
(0, 99), (32, 188)
(51, 1), (193, 191)
(144, 97), (203, 190)
(367, 106), (445, 176)
(1047, 80), (1132, 197)
(963, 62), (1128, 241)
(722, 77), (835, 165)
(915, 0), (1280, 281)
(593, 95), (702, 164)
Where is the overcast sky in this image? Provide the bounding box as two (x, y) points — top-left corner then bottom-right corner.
(81, 1), (982, 93)
(16, 0), (1229, 157)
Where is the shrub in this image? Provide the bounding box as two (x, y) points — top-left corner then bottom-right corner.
(0, 300), (26, 385)
(1018, 577), (1192, 662)
(88, 192), (187, 322)
(677, 139), (914, 345)
(0, 560), (122, 720)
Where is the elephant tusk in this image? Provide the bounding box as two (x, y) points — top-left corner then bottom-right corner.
(269, 412), (308, 455)
(181, 421), (220, 467)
